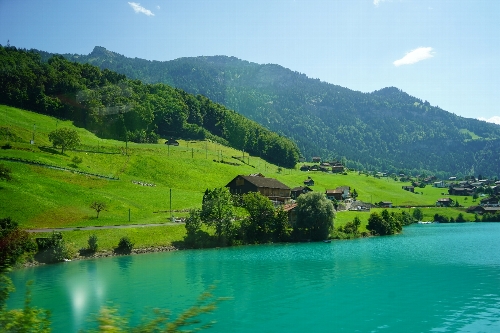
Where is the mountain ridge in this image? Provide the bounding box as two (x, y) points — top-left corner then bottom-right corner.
(33, 46), (500, 178)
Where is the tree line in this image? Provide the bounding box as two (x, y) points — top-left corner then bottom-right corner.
(0, 46), (299, 168)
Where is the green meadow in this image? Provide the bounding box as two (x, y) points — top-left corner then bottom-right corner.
(0, 105), (477, 251)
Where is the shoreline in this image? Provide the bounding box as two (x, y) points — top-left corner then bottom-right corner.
(20, 244), (180, 269)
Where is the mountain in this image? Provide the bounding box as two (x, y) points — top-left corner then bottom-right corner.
(53, 46), (500, 178)
(0, 46), (299, 168)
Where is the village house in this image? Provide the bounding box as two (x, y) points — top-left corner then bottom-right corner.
(331, 165), (345, 173)
(467, 206), (500, 215)
(433, 181), (446, 188)
(290, 186), (313, 200)
(402, 185), (415, 193)
(299, 165), (310, 171)
(480, 196), (499, 207)
(325, 186), (350, 201)
(312, 157), (321, 163)
(436, 198), (453, 207)
(379, 201), (393, 208)
(226, 174), (291, 203)
(303, 177), (314, 186)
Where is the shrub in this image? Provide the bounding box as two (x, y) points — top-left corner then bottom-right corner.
(87, 234), (98, 253)
(115, 237), (133, 254)
(35, 232), (71, 263)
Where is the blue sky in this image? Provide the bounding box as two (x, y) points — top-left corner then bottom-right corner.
(1, 0), (499, 124)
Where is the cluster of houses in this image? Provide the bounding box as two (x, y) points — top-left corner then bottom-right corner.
(447, 179), (500, 196)
(466, 196), (500, 215)
(225, 173), (352, 204)
(299, 159), (345, 173)
(225, 173), (358, 224)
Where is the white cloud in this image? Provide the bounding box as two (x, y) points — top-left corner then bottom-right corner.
(128, 2), (154, 16)
(374, 0), (387, 6)
(393, 47), (434, 67)
(478, 116), (500, 125)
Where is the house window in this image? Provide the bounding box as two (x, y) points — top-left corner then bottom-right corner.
(236, 178), (244, 186)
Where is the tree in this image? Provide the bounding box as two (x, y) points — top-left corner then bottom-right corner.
(241, 192), (275, 243)
(295, 192), (335, 241)
(200, 187), (235, 244)
(90, 201), (106, 218)
(0, 218), (36, 269)
(351, 189), (358, 200)
(0, 164), (12, 181)
(412, 208), (424, 222)
(473, 193), (479, 202)
(48, 128), (80, 153)
(366, 210), (402, 236)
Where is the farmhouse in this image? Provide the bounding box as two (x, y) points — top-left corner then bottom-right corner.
(291, 186), (313, 199)
(226, 174), (291, 202)
(436, 198), (453, 207)
(303, 177), (315, 186)
(402, 185), (415, 193)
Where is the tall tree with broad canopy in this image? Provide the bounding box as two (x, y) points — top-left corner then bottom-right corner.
(200, 187), (235, 244)
(295, 192), (335, 241)
(48, 127), (80, 153)
(241, 192), (276, 243)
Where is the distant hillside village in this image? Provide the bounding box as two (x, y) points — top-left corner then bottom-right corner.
(225, 155), (500, 223)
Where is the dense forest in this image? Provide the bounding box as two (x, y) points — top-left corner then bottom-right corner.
(0, 46), (299, 168)
(55, 46), (500, 178)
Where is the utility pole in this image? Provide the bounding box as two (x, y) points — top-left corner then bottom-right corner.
(31, 124), (36, 144)
(170, 188), (173, 222)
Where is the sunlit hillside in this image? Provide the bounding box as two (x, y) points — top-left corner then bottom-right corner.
(1, 105), (474, 229)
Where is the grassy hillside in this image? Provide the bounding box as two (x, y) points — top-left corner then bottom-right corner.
(1, 105), (476, 234)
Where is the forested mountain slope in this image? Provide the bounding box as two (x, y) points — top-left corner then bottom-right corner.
(0, 46), (299, 168)
(55, 46), (500, 178)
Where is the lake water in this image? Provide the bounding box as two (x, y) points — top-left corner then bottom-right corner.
(7, 223), (500, 332)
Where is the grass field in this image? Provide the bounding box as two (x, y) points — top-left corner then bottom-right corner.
(0, 105), (480, 251)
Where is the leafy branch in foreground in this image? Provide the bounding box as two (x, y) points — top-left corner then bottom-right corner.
(0, 273), (51, 333)
(84, 285), (229, 333)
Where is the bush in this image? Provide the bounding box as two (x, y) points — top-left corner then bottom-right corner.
(35, 232), (71, 263)
(87, 234), (98, 253)
(115, 237), (133, 254)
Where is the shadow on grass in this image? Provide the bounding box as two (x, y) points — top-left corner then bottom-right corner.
(38, 146), (64, 155)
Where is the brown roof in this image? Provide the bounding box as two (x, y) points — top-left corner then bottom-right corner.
(282, 203), (298, 212)
(326, 189), (343, 194)
(238, 175), (290, 190)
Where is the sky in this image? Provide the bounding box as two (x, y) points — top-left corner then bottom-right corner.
(1, 0), (499, 124)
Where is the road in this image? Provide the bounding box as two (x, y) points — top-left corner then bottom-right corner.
(27, 222), (183, 233)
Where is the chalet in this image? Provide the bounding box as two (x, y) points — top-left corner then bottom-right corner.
(309, 165), (321, 171)
(291, 186), (313, 200)
(226, 174), (291, 202)
(300, 165), (310, 171)
(436, 198), (453, 207)
(380, 201), (392, 208)
(448, 187), (474, 196)
(433, 181), (446, 188)
(312, 157), (321, 163)
(326, 189), (343, 201)
(467, 206), (500, 215)
(331, 165), (345, 173)
(480, 197), (499, 207)
(402, 185), (415, 193)
(304, 177), (314, 186)
(325, 186), (350, 201)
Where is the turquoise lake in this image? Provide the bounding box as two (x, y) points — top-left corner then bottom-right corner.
(7, 223), (500, 332)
